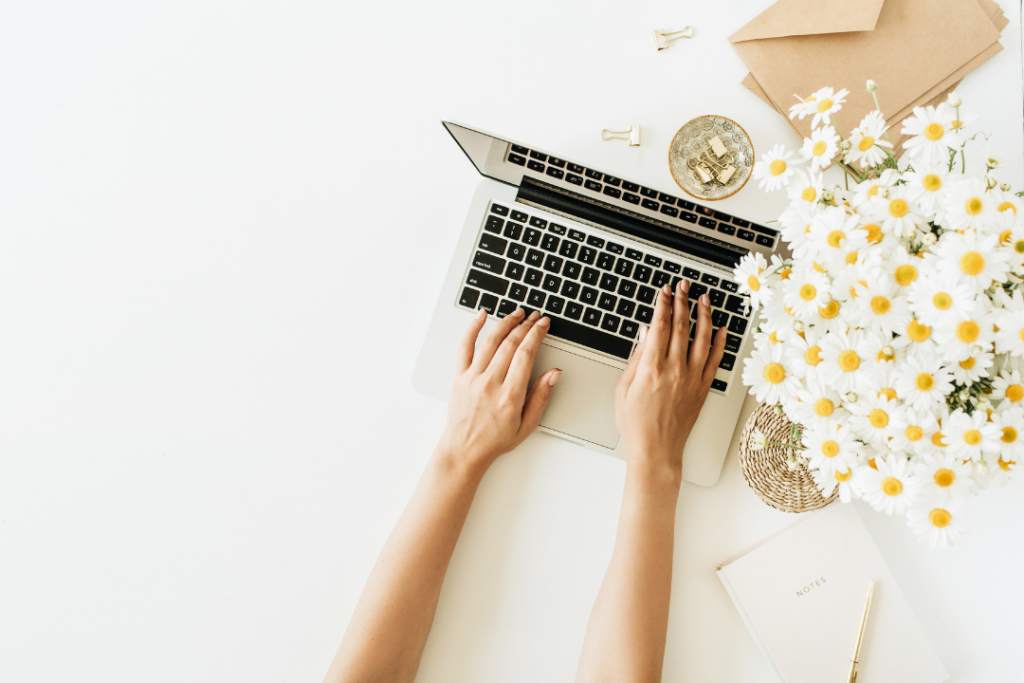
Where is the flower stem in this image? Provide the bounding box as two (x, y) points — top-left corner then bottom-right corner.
(829, 114), (844, 142)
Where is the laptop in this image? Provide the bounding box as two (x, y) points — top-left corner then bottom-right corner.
(412, 122), (777, 486)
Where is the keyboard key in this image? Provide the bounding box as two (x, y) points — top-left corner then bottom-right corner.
(547, 157), (566, 168)
(598, 292), (617, 311)
(565, 301), (584, 320)
(548, 314), (632, 359)
(660, 205), (679, 218)
(527, 151), (546, 162)
(732, 216), (750, 228)
(633, 265), (652, 284)
(507, 243), (526, 262)
(511, 145), (529, 154)
(635, 305), (654, 324)
(623, 193), (640, 205)
(603, 186), (622, 199)
(756, 234), (774, 247)
(559, 241), (579, 259)
(725, 295), (747, 315)
(497, 299), (518, 317)
(581, 267), (600, 285)
(578, 247), (597, 265)
(524, 268), (543, 287)
(698, 216), (717, 230)
(511, 210), (529, 222)
(620, 320), (639, 339)
(561, 281), (581, 299)
(460, 287), (480, 308)
(545, 295), (565, 315)
(625, 248), (642, 261)
(690, 283), (707, 298)
(509, 283), (528, 302)
(606, 242), (624, 255)
(640, 186), (659, 198)
(711, 379), (728, 392)
(616, 299), (636, 317)
(466, 269), (509, 296)
(697, 206), (715, 216)
(523, 228), (541, 246)
(563, 262), (581, 280)
(701, 273), (720, 287)
(718, 223), (736, 236)
(636, 285), (655, 304)
(683, 267), (700, 280)
(480, 234), (507, 256)
(709, 288), (725, 308)
(545, 167), (564, 180)
(503, 222), (523, 240)
(587, 235), (606, 248)
(652, 270), (671, 288)
(603, 175), (621, 186)
(541, 234), (560, 252)
(679, 199), (695, 210)
(622, 181), (640, 192)
(658, 193), (675, 204)
(617, 280), (637, 298)
(599, 273), (619, 292)
(490, 204), (509, 216)
(585, 169), (602, 179)
(671, 276), (683, 290)
(615, 258), (634, 277)
(566, 174), (583, 186)
(737, 229), (755, 241)
(527, 289), (546, 307)
(526, 249), (544, 267)
(601, 314), (621, 333)
(473, 250), (505, 273)
(728, 317), (748, 335)
(712, 310), (729, 327)
(580, 287), (599, 306)
(664, 261), (681, 274)
(680, 211), (697, 224)
(508, 153), (526, 166)
(597, 252), (615, 271)
(567, 162), (585, 173)
(505, 263), (524, 281)
(719, 352), (736, 372)
(641, 199), (660, 211)
(568, 229), (586, 242)
(549, 223), (567, 235)
(583, 307), (602, 326)
(721, 280), (738, 293)
(527, 160), (545, 173)
(542, 274), (562, 293)
(644, 254), (663, 267)
(479, 293), (498, 314)
(530, 216), (548, 230)
(584, 180), (602, 192)
(725, 333), (742, 353)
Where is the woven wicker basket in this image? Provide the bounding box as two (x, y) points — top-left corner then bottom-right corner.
(738, 403), (838, 514)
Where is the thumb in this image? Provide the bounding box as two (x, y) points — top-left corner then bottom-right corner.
(616, 325), (647, 400)
(518, 368), (562, 439)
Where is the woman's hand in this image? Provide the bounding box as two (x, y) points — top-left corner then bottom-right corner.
(615, 280), (727, 477)
(436, 308), (561, 475)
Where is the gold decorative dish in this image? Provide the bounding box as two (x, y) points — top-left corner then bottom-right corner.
(668, 115), (754, 201)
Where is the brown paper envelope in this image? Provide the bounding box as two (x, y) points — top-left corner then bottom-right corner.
(730, 0), (1003, 146)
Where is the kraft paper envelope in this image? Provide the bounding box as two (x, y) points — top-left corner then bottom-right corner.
(730, 0), (1004, 157)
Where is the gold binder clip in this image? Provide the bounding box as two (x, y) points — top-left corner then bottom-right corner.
(653, 27), (692, 51)
(601, 125), (641, 146)
(690, 136), (739, 186)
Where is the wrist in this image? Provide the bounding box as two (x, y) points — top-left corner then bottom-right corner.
(430, 443), (490, 488)
(625, 447), (684, 491)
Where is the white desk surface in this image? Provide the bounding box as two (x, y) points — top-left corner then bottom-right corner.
(2, 1), (1023, 681)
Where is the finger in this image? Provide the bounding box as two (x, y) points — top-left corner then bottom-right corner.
(702, 326), (728, 386)
(688, 293), (714, 370)
(517, 368), (562, 440)
(505, 315), (551, 403)
(668, 278), (691, 361)
(487, 308), (538, 382)
(616, 325), (647, 399)
(641, 284), (673, 367)
(471, 308), (531, 374)
(456, 308), (488, 372)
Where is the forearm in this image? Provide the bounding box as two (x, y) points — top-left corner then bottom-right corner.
(575, 456), (682, 683)
(325, 449), (485, 683)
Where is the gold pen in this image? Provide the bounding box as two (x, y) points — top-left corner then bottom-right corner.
(846, 581), (874, 683)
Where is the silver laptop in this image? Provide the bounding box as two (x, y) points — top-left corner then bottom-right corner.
(412, 122), (776, 486)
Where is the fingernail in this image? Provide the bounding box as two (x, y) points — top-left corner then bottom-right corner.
(528, 311), (541, 321)
(683, 279), (691, 294)
(537, 316), (550, 328)
(477, 308), (487, 319)
(548, 369), (562, 386)
(639, 325), (648, 344)
(701, 294), (709, 306)
(662, 284), (672, 296)
(512, 307), (525, 318)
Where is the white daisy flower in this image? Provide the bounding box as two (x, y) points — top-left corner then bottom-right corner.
(933, 303), (994, 362)
(943, 408), (1000, 463)
(859, 329), (901, 366)
(860, 453), (923, 515)
(800, 125), (840, 171)
(802, 418), (860, 479)
(788, 93), (821, 121)
(783, 268), (831, 318)
(779, 203), (821, 260)
(856, 361), (900, 403)
(753, 143), (798, 192)
(850, 169), (900, 210)
(894, 350), (954, 412)
(934, 230), (1008, 290)
(849, 392), (904, 447)
(742, 339), (801, 404)
(947, 350), (994, 384)
(867, 185), (924, 239)
(906, 498), (965, 547)
(808, 206), (867, 261)
(991, 369), (1024, 406)
(890, 316), (937, 356)
(762, 292), (799, 338)
(883, 247), (923, 290)
(845, 110), (893, 169)
(850, 275), (911, 335)
(901, 164), (950, 221)
(901, 103), (962, 166)
(913, 451), (975, 501)
(804, 86), (849, 129)
(786, 169), (825, 206)
(819, 327), (873, 393)
(805, 297), (848, 336)
(784, 328), (826, 382)
(906, 275), (975, 328)
(990, 405), (1024, 463)
(787, 377), (849, 426)
(888, 406), (939, 455)
(813, 461), (863, 502)
(987, 188), (1023, 226)
(994, 290), (1024, 357)
(942, 178), (996, 232)
(734, 251), (771, 310)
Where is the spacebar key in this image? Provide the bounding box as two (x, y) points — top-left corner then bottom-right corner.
(547, 315), (632, 359)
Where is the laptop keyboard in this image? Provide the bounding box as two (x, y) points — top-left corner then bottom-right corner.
(457, 201), (754, 393)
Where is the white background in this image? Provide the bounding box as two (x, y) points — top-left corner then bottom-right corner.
(2, 1), (1023, 681)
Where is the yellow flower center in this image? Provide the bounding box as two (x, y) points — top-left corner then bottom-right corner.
(747, 274), (760, 291)
(812, 140), (828, 156)
(813, 262), (827, 273)
(769, 331), (780, 345)
(904, 319), (930, 342)
(763, 362), (786, 384)
(881, 476), (903, 496)
(805, 346), (823, 366)
(869, 409), (889, 429)
(929, 509), (951, 528)
(905, 425), (923, 442)
(955, 320), (980, 343)
(915, 372), (935, 391)
(963, 429), (982, 446)
(998, 457), (1014, 471)
(923, 174), (942, 191)
(934, 468), (955, 487)
(834, 469), (852, 482)
(816, 98), (834, 113)
(1016, 240), (1024, 255)
(799, 283), (817, 301)
(1006, 385), (1024, 402)
(801, 187), (817, 202)
(779, 268), (792, 280)
(932, 292), (952, 310)
(959, 357), (976, 369)
(998, 201), (1017, 214)
(894, 264), (917, 286)
(821, 440), (840, 457)
(1000, 229), (1014, 245)
(858, 136), (875, 152)
(888, 199), (908, 218)
(924, 122), (944, 140)
(838, 350), (861, 372)
(932, 431), (947, 447)
(868, 458), (878, 469)
(845, 252), (858, 265)
(965, 197), (984, 216)
(867, 185), (881, 198)
(814, 398), (835, 417)
(864, 223), (882, 244)
(870, 296), (891, 315)
(960, 251), (984, 275)
(819, 300), (841, 319)
(1002, 426), (1018, 443)
(769, 159), (787, 176)
(879, 388), (897, 401)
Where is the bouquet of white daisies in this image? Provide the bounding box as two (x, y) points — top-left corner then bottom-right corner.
(737, 82), (1023, 547)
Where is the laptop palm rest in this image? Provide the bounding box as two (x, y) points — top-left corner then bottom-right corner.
(529, 344), (622, 449)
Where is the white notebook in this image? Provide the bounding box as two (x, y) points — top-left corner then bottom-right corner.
(717, 503), (948, 683)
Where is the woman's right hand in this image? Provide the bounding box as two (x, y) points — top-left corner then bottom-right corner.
(614, 280), (727, 476)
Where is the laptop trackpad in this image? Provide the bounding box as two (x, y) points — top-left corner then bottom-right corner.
(529, 344), (622, 449)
